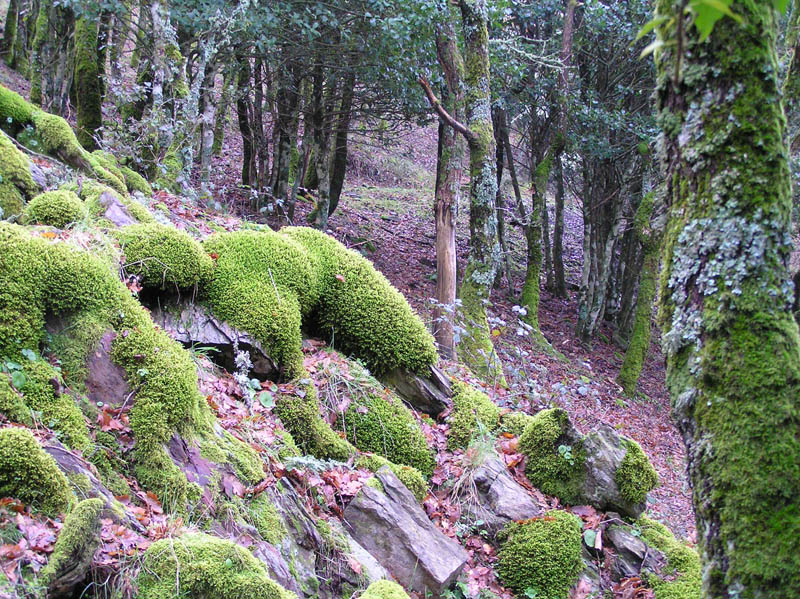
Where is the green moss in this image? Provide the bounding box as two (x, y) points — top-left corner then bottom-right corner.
(0, 373), (32, 424)
(119, 165), (153, 196)
(154, 146), (184, 193)
(203, 229), (319, 376)
(518, 409), (585, 504)
(66, 472), (92, 495)
(248, 493), (287, 545)
(447, 381), (500, 449)
(0, 130), (37, 219)
(275, 387), (355, 461)
(90, 151), (125, 187)
(40, 497), (103, 584)
(17, 358), (91, 451)
(637, 517), (701, 599)
(0, 427), (73, 516)
(31, 110), (87, 165)
(283, 227), (437, 375)
(355, 455), (427, 502)
(501, 412), (535, 437)
(117, 222), (213, 289)
(138, 532), (297, 599)
(496, 510), (583, 599)
(615, 439), (658, 505)
(360, 580), (410, 599)
(75, 179), (154, 224)
(339, 393), (434, 477)
(0, 85), (34, 135)
(22, 190), (86, 228)
(364, 475), (385, 493)
(316, 518), (350, 553)
(457, 267), (506, 385)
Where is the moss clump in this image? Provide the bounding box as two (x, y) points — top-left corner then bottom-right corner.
(74, 179), (154, 225)
(40, 497), (103, 584)
(340, 393), (434, 477)
(0, 86), (35, 135)
(637, 517), (701, 599)
(138, 532), (297, 599)
(355, 455), (428, 502)
(203, 229), (319, 376)
(0, 374), (32, 424)
(117, 223), (213, 289)
(0, 427), (73, 516)
(360, 580), (410, 599)
(496, 510), (583, 599)
(616, 439), (659, 505)
(119, 165), (153, 196)
(501, 412), (535, 437)
(248, 493), (287, 545)
(16, 358), (91, 451)
(447, 382), (500, 449)
(518, 409), (585, 504)
(275, 388), (355, 461)
(283, 226), (437, 375)
(0, 131), (37, 219)
(22, 190), (86, 228)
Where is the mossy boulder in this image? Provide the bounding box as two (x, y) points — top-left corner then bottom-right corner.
(138, 532), (297, 599)
(355, 455), (428, 502)
(360, 580), (410, 599)
(119, 165), (153, 196)
(0, 131), (38, 219)
(616, 439), (659, 505)
(446, 381), (500, 449)
(117, 222), (213, 289)
(637, 517), (701, 599)
(0, 86), (35, 135)
(496, 510), (583, 599)
(501, 412), (535, 437)
(519, 409), (586, 504)
(74, 179), (154, 225)
(0, 427), (73, 516)
(283, 226), (437, 375)
(22, 190), (86, 228)
(340, 393), (434, 477)
(0, 374), (32, 424)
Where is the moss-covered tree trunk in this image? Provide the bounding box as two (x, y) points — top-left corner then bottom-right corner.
(272, 62), (302, 212)
(617, 191), (661, 395)
(328, 69), (355, 217)
(2, 0), (19, 68)
(74, 17), (102, 150)
(456, 0), (504, 383)
(654, 3), (800, 596)
(30, 0), (74, 114)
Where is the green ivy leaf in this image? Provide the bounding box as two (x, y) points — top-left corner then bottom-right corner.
(690, 0), (742, 42)
(257, 390), (275, 409)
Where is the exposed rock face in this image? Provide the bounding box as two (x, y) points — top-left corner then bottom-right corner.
(605, 523), (665, 581)
(461, 458), (543, 537)
(381, 364), (452, 415)
(98, 191), (137, 227)
(343, 469), (468, 597)
(582, 425), (647, 518)
(150, 301), (278, 379)
(84, 330), (131, 407)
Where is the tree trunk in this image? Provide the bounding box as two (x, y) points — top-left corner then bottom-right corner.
(30, 0), (74, 114)
(456, 0), (503, 384)
(432, 18), (466, 361)
(236, 56), (256, 188)
(2, 0), (19, 68)
(654, 3), (800, 596)
(329, 69), (356, 217)
(553, 154), (568, 297)
(74, 17), (102, 150)
(310, 67), (338, 230)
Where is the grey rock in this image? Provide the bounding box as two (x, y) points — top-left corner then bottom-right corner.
(98, 191), (137, 227)
(381, 364), (452, 416)
(84, 330), (131, 407)
(606, 524), (665, 581)
(150, 301), (278, 379)
(329, 519), (390, 585)
(461, 458), (543, 537)
(582, 424), (647, 518)
(343, 468), (467, 597)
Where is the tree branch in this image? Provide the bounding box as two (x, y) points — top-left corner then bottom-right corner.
(417, 76), (475, 142)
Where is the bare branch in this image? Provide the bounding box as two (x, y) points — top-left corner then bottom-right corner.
(417, 76), (475, 142)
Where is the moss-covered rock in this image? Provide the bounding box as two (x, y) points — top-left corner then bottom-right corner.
(496, 510), (583, 599)
(0, 86), (35, 135)
(283, 226), (437, 376)
(0, 131), (37, 219)
(0, 427), (73, 516)
(40, 497), (104, 587)
(138, 532), (297, 599)
(117, 222), (213, 289)
(616, 439), (659, 505)
(637, 516), (701, 599)
(518, 409), (586, 504)
(119, 165), (153, 196)
(446, 381), (500, 449)
(501, 412), (535, 437)
(74, 179), (154, 225)
(355, 455), (428, 502)
(248, 493), (288, 545)
(22, 190), (86, 228)
(340, 394), (434, 477)
(360, 580), (410, 599)
(0, 374), (32, 424)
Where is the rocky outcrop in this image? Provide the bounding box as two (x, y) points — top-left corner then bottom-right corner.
(605, 521), (665, 581)
(381, 364), (452, 415)
(343, 468), (467, 597)
(461, 458), (543, 537)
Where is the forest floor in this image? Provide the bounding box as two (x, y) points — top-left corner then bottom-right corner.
(0, 61), (694, 542)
